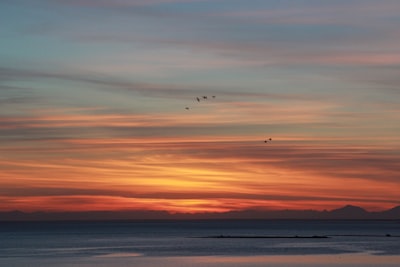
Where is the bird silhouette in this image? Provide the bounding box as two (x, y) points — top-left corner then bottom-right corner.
(185, 107), (190, 110)
(202, 96), (207, 99)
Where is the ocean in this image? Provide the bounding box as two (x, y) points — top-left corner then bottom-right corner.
(1, 220), (399, 266)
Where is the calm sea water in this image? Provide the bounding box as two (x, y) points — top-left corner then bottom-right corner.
(1, 220), (399, 266)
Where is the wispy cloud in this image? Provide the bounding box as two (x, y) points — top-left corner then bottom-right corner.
(54, 0), (208, 7)
(1, 0), (399, 214)
(219, 1), (400, 26)
(1, 132), (399, 212)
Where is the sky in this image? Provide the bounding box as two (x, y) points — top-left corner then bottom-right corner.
(1, 0), (399, 214)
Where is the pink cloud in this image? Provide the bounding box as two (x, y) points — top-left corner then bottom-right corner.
(219, 1), (400, 26)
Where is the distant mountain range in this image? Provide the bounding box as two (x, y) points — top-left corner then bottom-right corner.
(1, 205), (399, 221)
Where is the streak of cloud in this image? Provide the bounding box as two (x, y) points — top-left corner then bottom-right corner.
(1, 0), (399, 214)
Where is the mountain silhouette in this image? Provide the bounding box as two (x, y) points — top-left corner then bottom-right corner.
(328, 205), (369, 219)
(1, 205), (399, 221)
(380, 205), (400, 219)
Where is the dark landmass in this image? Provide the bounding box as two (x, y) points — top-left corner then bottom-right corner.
(1, 205), (399, 221)
(200, 235), (330, 239)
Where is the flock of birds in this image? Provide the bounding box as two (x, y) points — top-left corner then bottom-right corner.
(185, 95), (216, 110)
(185, 95), (273, 144)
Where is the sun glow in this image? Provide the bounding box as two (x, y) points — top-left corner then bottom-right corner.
(1, 0), (400, 217)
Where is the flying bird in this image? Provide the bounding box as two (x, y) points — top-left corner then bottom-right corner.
(202, 96), (208, 99)
(185, 107), (190, 110)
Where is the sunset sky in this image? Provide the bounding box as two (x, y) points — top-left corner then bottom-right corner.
(1, 0), (399, 214)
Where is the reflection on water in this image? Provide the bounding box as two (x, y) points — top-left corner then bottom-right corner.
(1, 220), (399, 266)
(198, 253), (400, 266)
(2, 254), (400, 267)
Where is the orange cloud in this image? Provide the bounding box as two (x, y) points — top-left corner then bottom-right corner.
(1, 136), (399, 213)
(1, 94), (399, 214)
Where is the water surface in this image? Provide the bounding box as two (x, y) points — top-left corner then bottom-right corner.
(1, 220), (399, 266)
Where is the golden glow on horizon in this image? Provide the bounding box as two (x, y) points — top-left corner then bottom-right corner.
(1, 135), (399, 213)
(1, 0), (400, 217)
